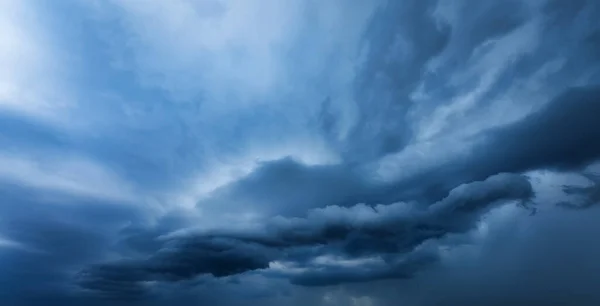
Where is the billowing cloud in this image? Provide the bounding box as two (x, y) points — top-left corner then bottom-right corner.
(77, 173), (533, 299)
(1, 0), (600, 305)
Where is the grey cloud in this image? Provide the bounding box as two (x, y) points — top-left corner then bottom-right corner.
(3, 0), (600, 305)
(77, 262), (149, 301)
(77, 238), (276, 301)
(343, 204), (600, 306)
(78, 173), (532, 298)
(145, 237), (274, 279)
(199, 0), (459, 217)
(324, 0), (450, 163)
(410, 0), (599, 147)
(198, 157), (373, 217)
(0, 184), (150, 304)
(252, 173), (532, 257)
(415, 0), (532, 99)
(544, 0), (593, 24)
(310, 0), (600, 209)
(472, 85), (600, 174)
(558, 172), (600, 209)
(384, 84), (600, 205)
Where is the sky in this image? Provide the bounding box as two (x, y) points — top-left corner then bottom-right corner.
(1, 0), (600, 305)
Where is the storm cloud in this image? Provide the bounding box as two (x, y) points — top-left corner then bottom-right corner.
(77, 173), (533, 299)
(1, 0), (600, 305)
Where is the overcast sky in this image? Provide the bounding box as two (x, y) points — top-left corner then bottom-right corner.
(1, 0), (600, 305)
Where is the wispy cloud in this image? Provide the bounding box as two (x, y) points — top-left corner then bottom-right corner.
(0, 153), (137, 202)
(0, 0), (74, 122)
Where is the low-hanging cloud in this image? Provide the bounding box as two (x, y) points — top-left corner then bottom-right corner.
(78, 173), (533, 299)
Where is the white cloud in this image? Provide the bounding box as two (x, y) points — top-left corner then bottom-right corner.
(90, 0), (381, 109)
(93, 0), (303, 104)
(77, 0), (382, 215)
(0, 235), (22, 250)
(0, 153), (137, 202)
(0, 0), (73, 122)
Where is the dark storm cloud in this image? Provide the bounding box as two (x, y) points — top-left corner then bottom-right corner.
(3, 0), (600, 305)
(472, 85), (600, 174)
(381, 85), (600, 204)
(308, 0), (600, 208)
(78, 173), (532, 298)
(396, 84), (600, 199)
(198, 157), (373, 216)
(77, 262), (149, 301)
(201, 0), (504, 218)
(344, 204), (600, 306)
(146, 237), (274, 279)
(241, 173), (532, 257)
(77, 237), (277, 300)
(0, 184), (148, 304)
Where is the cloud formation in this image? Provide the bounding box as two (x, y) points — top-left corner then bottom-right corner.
(1, 0), (600, 305)
(77, 173), (533, 298)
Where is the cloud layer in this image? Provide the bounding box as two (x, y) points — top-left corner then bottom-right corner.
(1, 0), (600, 305)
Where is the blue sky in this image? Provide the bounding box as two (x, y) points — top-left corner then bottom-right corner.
(1, 0), (600, 305)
